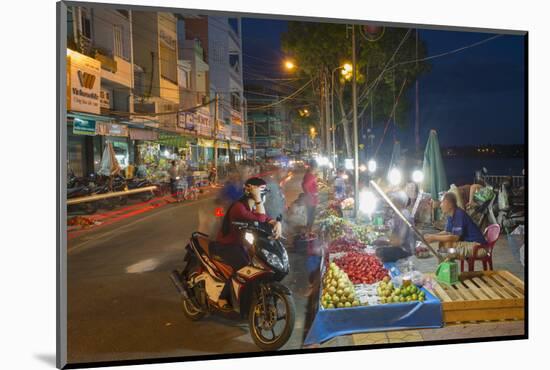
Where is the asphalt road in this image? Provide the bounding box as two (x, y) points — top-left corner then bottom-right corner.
(66, 170), (315, 364)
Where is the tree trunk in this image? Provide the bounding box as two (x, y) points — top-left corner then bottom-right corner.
(336, 85), (352, 157)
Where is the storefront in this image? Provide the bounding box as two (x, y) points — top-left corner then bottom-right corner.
(67, 116), (104, 177)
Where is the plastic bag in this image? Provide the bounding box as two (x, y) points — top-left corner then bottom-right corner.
(498, 185), (509, 211)
(474, 186), (494, 203)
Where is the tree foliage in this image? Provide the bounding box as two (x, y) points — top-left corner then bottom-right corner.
(282, 22), (430, 156)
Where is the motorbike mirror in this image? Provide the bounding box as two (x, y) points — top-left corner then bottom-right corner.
(276, 214), (283, 222)
(482, 167), (488, 174)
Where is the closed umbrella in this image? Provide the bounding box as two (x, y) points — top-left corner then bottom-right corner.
(422, 130), (448, 201)
(387, 140), (402, 175)
(98, 141), (121, 177)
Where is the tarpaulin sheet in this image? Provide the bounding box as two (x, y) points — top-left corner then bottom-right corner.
(303, 262), (443, 345)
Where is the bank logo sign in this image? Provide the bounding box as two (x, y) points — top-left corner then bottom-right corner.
(77, 70), (97, 89)
(67, 50), (101, 114)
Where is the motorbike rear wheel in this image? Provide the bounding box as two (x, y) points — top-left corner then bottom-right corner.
(248, 284), (295, 351)
(181, 270), (206, 321)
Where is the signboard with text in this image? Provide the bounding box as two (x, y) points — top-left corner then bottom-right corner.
(67, 50), (101, 114)
(73, 118), (96, 136)
(100, 88), (111, 109)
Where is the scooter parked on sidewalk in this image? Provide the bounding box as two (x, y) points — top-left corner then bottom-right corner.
(127, 177), (154, 202)
(67, 184), (98, 214)
(169, 219), (295, 350)
(472, 168), (524, 233)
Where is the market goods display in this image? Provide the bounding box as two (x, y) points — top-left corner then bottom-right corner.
(334, 252), (389, 284)
(321, 262), (362, 309)
(350, 224), (380, 245)
(327, 237), (365, 254)
(319, 215), (352, 239)
(377, 277), (426, 304)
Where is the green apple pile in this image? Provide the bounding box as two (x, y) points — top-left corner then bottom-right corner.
(321, 262), (362, 309)
(377, 276), (426, 304)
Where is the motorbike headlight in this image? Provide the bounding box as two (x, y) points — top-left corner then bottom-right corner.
(244, 232), (255, 245)
(260, 249), (284, 270)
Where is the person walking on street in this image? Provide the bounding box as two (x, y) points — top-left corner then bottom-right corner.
(302, 160), (319, 232)
(264, 167), (289, 221)
(168, 160), (178, 196)
(208, 162), (217, 186)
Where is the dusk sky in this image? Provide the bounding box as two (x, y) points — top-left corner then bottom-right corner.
(241, 19), (526, 151)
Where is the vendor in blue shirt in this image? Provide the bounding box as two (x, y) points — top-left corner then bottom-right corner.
(424, 192), (487, 258)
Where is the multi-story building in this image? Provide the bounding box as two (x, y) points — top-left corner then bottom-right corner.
(66, 5), (135, 176)
(246, 95), (287, 159)
(66, 8), (250, 177)
(184, 15), (247, 164)
(132, 11), (180, 131)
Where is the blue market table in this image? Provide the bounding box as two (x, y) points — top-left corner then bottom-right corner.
(303, 261), (443, 345)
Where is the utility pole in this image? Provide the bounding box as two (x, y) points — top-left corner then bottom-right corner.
(325, 71), (332, 165)
(213, 92), (219, 183)
(352, 25), (359, 218)
(252, 119), (257, 165)
(331, 70), (336, 169)
(319, 74), (325, 157)
(415, 29), (420, 155)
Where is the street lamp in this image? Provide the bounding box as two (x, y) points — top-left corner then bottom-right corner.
(367, 159), (377, 173)
(412, 169), (424, 183)
(330, 61), (353, 169)
(284, 60), (295, 70)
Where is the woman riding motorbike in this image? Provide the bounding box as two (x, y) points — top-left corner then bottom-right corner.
(209, 177), (282, 309)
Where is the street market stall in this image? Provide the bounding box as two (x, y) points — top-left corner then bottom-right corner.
(303, 234), (443, 345)
(304, 175), (524, 345)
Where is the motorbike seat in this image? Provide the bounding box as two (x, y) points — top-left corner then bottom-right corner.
(192, 234), (235, 279)
(193, 235), (211, 256)
(212, 260), (234, 279)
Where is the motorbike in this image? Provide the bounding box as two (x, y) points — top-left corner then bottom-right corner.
(67, 183), (98, 214)
(174, 174), (200, 202)
(471, 168), (525, 233)
(495, 180), (525, 234)
(87, 173), (118, 210)
(111, 174), (129, 206)
(127, 177), (154, 202)
(169, 219), (295, 351)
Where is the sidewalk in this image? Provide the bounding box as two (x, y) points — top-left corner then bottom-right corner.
(311, 320), (524, 348)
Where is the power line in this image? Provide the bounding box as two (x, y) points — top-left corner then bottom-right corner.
(248, 79), (313, 111)
(386, 34), (504, 71)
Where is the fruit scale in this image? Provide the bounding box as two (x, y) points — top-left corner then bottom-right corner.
(369, 181), (458, 286)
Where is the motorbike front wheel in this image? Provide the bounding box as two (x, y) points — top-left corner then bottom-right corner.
(248, 284), (295, 351)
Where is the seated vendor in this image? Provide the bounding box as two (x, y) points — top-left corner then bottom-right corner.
(423, 192), (487, 258)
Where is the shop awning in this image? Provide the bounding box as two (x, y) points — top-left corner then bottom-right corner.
(156, 132), (193, 147)
(197, 138), (215, 148)
(129, 128), (158, 141)
(214, 140), (242, 150)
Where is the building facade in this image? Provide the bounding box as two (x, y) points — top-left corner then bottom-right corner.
(66, 7), (250, 178)
(66, 6), (135, 176)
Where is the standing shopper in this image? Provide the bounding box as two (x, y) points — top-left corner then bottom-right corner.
(264, 167), (288, 221)
(168, 160), (178, 196)
(302, 161), (319, 232)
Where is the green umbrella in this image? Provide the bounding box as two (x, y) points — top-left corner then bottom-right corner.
(422, 130), (448, 201)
